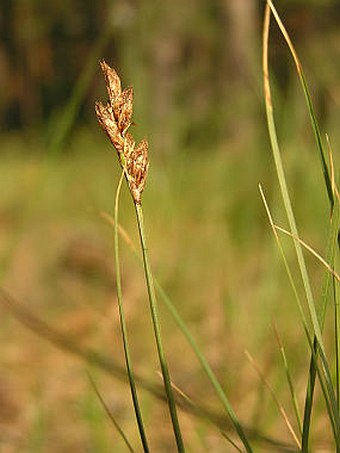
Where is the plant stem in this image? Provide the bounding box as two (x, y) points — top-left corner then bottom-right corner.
(135, 202), (185, 452)
(114, 172), (149, 452)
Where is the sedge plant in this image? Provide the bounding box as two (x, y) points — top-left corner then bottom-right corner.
(95, 61), (255, 452)
(95, 61), (185, 451)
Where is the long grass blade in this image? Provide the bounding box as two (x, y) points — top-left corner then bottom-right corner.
(114, 173), (150, 451)
(263, 2), (324, 350)
(267, 0), (334, 210)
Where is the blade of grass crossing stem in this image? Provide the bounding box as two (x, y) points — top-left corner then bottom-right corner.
(273, 324), (302, 436)
(88, 373), (135, 453)
(275, 214), (340, 434)
(259, 186), (310, 333)
(263, 3), (324, 353)
(155, 283), (252, 450)
(101, 211), (253, 450)
(267, 0), (334, 210)
(114, 172), (150, 452)
(134, 203), (185, 452)
(274, 226), (340, 283)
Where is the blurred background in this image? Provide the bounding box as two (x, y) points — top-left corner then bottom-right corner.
(0, 0), (340, 451)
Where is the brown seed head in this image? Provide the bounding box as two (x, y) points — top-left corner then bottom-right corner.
(95, 61), (149, 204)
(100, 60), (121, 106)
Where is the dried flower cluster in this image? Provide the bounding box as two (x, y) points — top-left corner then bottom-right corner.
(95, 60), (149, 204)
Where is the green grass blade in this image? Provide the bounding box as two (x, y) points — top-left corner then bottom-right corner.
(300, 160), (339, 451)
(267, 0), (334, 210)
(317, 344), (340, 442)
(263, 1), (324, 353)
(88, 373), (135, 452)
(114, 173), (150, 452)
(301, 339), (317, 452)
(155, 281), (252, 451)
(302, 329), (340, 447)
(259, 185), (310, 332)
(273, 324), (302, 436)
(329, 180), (340, 412)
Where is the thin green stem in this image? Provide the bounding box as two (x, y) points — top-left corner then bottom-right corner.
(134, 202), (185, 452)
(114, 173), (149, 452)
(102, 210), (252, 450)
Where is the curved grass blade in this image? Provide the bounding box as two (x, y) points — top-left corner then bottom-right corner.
(263, 2), (324, 350)
(114, 172), (150, 452)
(88, 373), (135, 452)
(267, 0), (333, 211)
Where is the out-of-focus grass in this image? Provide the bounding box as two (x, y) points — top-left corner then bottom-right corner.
(0, 120), (338, 449)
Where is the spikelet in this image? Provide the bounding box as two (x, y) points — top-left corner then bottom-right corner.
(95, 61), (149, 205)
